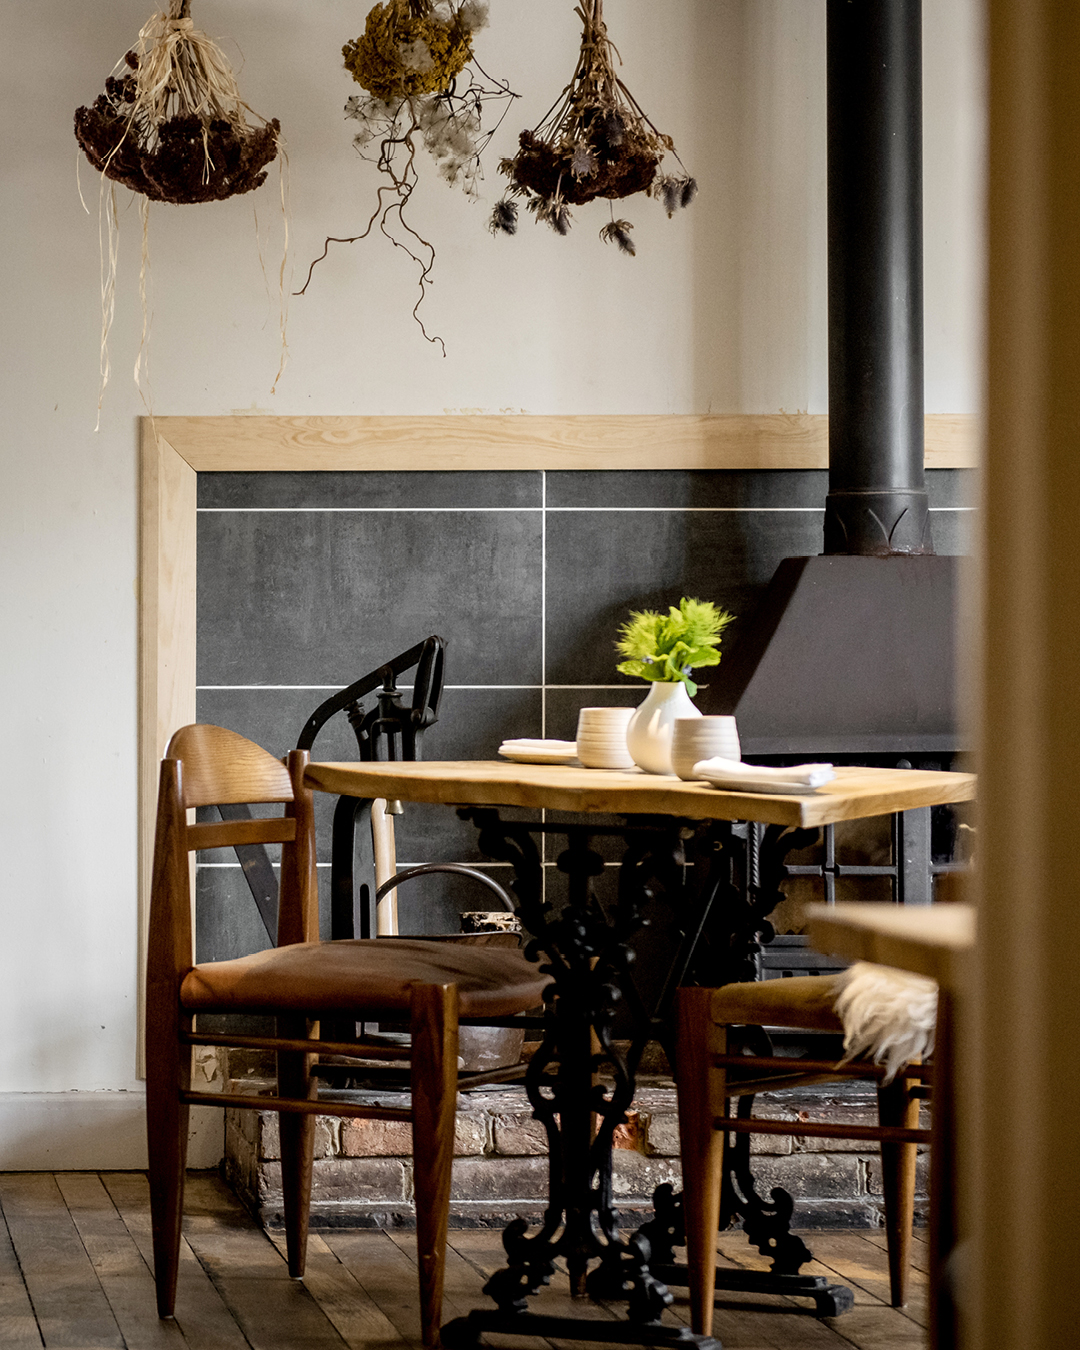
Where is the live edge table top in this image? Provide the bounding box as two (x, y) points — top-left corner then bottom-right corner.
(303, 760), (975, 830)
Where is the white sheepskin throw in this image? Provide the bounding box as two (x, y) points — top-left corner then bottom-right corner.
(832, 961), (938, 1082)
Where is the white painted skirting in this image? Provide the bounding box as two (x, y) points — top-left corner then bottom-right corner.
(0, 1093), (223, 1171)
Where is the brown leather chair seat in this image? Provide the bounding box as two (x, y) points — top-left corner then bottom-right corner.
(181, 937), (549, 1018)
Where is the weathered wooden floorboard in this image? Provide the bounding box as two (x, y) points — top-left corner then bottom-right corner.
(380, 1228), (506, 1329)
(0, 1191), (44, 1350)
(803, 1232), (929, 1329)
(0, 1173), (124, 1349)
(54, 1172), (187, 1350)
(721, 1230), (931, 1350)
(0, 1175), (928, 1350)
(861, 1227), (933, 1277)
(318, 1230), (434, 1347)
(171, 1177), (345, 1350)
(102, 1171), (251, 1350)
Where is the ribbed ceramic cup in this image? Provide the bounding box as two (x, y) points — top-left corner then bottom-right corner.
(575, 706), (636, 769)
(670, 716), (741, 781)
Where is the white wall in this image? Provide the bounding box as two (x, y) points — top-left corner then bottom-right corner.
(0, 0), (982, 1160)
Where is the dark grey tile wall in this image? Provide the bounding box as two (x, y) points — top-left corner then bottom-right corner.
(195, 468), (975, 955)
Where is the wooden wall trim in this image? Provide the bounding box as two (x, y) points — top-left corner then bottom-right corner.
(136, 410), (978, 1076)
(138, 427), (197, 1076)
(155, 412), (978, 472)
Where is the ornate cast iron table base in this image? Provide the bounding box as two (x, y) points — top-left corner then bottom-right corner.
(441, 1309), (722, 1349)
(440, 806), (852, 1346)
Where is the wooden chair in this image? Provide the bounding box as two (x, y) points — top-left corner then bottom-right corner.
(675, 976), (931, 1337)
(146, 724), (550, 1347)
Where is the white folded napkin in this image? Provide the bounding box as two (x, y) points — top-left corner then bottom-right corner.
(692, 756), (836, 790)
(500, 738), (577, 751)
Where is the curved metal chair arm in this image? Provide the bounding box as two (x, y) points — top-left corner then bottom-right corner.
(375, 863), (515, 911)
(295, 634), (445, 756)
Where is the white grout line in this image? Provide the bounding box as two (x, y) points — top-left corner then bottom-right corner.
(541, 470), (547, 740)
(199, 504), (975, 514)
(195, 683), (549, 691)
(198, 506), (541, 513)
(197, 683), (633, 691)
(197, 860), (513, 869)
(540, 470), (548, 892)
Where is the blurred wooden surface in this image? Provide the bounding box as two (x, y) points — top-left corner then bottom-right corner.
(0, 1170), (928, 1348)
(806, 901), (976, 985)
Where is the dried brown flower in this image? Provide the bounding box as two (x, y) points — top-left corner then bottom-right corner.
(73, 4), (279, 205)
(497, 0), (696, 249)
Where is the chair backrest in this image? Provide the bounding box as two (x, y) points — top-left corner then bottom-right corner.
(167, 723), (294, 808)
(148, 727), (318, 990)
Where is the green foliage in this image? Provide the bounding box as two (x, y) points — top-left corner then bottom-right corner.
(615, 596), (734, 696)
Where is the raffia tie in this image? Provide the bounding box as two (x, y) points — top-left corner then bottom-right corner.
(135, 11), (247, 128)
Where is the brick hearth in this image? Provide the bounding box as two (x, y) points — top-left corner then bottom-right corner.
(224, 1076), (928, 1231)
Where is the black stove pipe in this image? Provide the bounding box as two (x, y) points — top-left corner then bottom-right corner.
(824, 0), (931, 555)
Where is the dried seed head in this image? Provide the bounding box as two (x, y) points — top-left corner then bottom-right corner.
(680, 175), (698, 209)
(489, 198), (518, 236)
(530, 195), (572, 235)
(594, 108), (625, 153)
(659, 175), (680, 217)
(600, 219), (636, 256)
(570, 145), (597, 178)
(549, 201), (571, 236)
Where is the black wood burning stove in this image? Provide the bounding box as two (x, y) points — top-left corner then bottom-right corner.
(710, 0), (967, 953)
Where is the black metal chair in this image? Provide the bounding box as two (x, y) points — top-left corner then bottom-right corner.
(219, 636), (523, 1071)
(222, 635), (514, 945)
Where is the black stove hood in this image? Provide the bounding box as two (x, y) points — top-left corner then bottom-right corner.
(711, 0), (959, 759)
(710, 553), (958, 756)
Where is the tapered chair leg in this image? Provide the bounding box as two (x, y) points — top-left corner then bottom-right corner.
(409, 982), (459, 1349)
(146, 1014), (191, 1318)
(676, 987), (726, 1338)
(877, 1067), (921, 1306)
(278, 1017), (318, 1279)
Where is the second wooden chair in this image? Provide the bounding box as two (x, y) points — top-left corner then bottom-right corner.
(676, 976), (931, 1338)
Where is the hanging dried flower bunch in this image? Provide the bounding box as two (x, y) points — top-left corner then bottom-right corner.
(72, 0), (286, 423)
(74, 0), (280, 205)
(491, 0), (696, 255)
(298, 0), (516, 351)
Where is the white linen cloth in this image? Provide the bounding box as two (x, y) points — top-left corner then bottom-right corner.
(499, 739), (577, 752)
(692, 756), (836, 790)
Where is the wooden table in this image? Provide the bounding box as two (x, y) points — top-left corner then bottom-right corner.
(306, 760), (975, 1349)
(305, 759), (974, 828)
(806, 901), (976, 1350)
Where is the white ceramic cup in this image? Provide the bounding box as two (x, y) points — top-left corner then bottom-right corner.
(670, 716), (741, 781)
(575, 707), (636, 769)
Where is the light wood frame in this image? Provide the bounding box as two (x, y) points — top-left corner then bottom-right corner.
(137, 411), (976, 1070)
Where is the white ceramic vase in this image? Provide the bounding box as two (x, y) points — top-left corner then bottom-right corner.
(626, 681), (702, 774)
